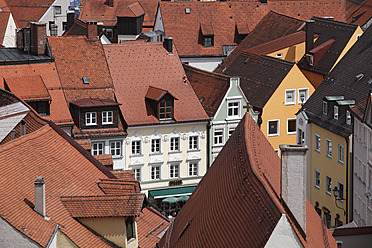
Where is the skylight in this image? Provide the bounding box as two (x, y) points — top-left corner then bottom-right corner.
(355, 73), (364, 82)
(82, 77), (89, 84)
(185, 8), (190, 14)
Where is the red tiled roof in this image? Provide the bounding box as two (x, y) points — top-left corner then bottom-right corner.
(61, 194), (144, 218)
(0, 12), (10, 45)
(80, 0), (158, 27)
(112, 169), (136, 181)
(98, 180), (137, 195)
(350, 96), (370, 120)
(215, 11), (304, 73)
(0, 122), (119, 247)
(145, 86), (177, 101)
(94, 154), (114, 166)
(103, 41), (209, 126)
(75, 139), (92, 150)
(71, 98), (119, 108)
(332, 225), (372, 236)
(4, 0), (54, 28)
(183, 63), (230, 117)
(346, 0), (372, 27)
(160, 1), (346, 57)
(137, 206), (169, 248)
(0, 63), (73, 125)
(73, 125), (127, 139)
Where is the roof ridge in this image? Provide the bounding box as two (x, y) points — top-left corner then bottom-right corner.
(60, 194), (142, 199)
(312, 16), (359, 29)
(183, 63), (231, 80)
(268, 10), (304, 22)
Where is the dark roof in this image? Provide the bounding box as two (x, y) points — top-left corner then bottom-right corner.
(333, 226), (372, 236)
(301, 23), (372, 137)
(0, 48), (53, 65)
(63, 18), (88, 37)
(297, 17), (359, 75)
(215, 11), (304, 73)
(183, 63), (230, 117)
(222, 53), (294, 109)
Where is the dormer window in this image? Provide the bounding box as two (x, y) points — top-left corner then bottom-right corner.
(145, 86), (177, 121)
(159, 101), (173, 120)
(86, 112), (97, 125)
(203, 35), (214, 47)
(323, 101), (328, 115)
(102, 111), (113, 124)
(201, 23), (214, 47)
(334, 105), (339, 120)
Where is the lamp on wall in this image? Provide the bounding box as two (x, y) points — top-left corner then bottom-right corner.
(333, 186), (346, 216)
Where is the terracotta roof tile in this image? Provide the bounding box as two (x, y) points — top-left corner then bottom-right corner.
(137, 206), (169, 248)
(0, 12), (10, 45)
(103, 41), (209, 126)
(112, 169), (136, 181)
(63, 18), (88, 37)
(75, 139), (92, 150)
(81, 0), (158, 27)
(71, 98), (119, 108)
(122, 2), (145, 17)
(61, 194), (144, 218)
(4, 75), (50, 101)
(350, 97), (369, 121)
(97, 181), (137, 195)
(183, 63), (230, 117)
(94, 154), (114, 166)
(346, 0), (372, 27)
(215, 11), (304, 73)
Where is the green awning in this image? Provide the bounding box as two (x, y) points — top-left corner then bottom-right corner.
(177, 195), (189, 202)
(162, 197), (178, 204)
(149, 186), (196, 199)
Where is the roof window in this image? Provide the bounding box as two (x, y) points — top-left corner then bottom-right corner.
(185, 8), (190, 14)
(82, 77), (89, 84)
(356, 73), (364, 82)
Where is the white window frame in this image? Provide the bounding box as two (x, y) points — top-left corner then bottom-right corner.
(133, 167), (141, 181)
(151, 138), (161, 154)
(346, 110), (351, 125)
(285, 89), (296, 105)
(227, 101), (240, 118)
(287, 118), (296, 135)
(131, 140), (141, 155)
(169, 163), (180, 178)
(85, 112), (97, 126)
(102, 111), (113, 125)
(298, 88), (309, 104)
(267, 119), (280, 137)
(110, 140), (122, 157)
(228, 127), (235, 138)
(314, 169), (320, 189)
(170, 137), (180, 152)
(276, 53), (283, 58)
(334, 105), (339, 120)
(338, 143), (344, 164)
(326, 175), (332, 195)
(326, 138), (332, 158)
(189, 135), (199, 150)
(315, 133), (321, 153)
(151, 166), (160, 180)
(213, 129), (224, 145)
(188, 161), (198, 177)
(92, 142), (104, 155)
(323, 101), (328, 115)
(54, 5), (62, 15)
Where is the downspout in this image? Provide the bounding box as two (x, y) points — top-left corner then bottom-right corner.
(46, 224), (60, 248)
(345, 136), (350, 223)
(207, 121), (211, 169)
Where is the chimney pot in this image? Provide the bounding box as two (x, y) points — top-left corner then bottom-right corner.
(34, 176), (46, 217)
(163, 37), (173, 54)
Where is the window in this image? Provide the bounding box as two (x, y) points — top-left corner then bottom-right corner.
(323, 101), (328, 115)
(228, 128), (235, 138)
(276, 53), (283, 58)
(214, 129), (223, 145)
(62, 22), (67, 31)
(315, 170), (320, 188)
(85, 112), (97, 126)
(326, 139), (332, 158)
(151, 166), (160, 180)
(151, 139), (161, 153)
(170, 137), (180, 152)
(315, 206), (322, 217)
(131, 140), (141, 155)
(326, 175), (332, 195)
(334, 106), (339, 120)
(298, 129), (305, 144)
(110, 141), (121, 157)
(315, 133), (321, 152)
(189, 136), (198, 150)
(54, 6), (62, 15)
(346, 110), (351, 125)
(285, 89), (296, 105)
(159, 101), (172, 120)
(203, 35), (214, 47)
(337, 182), (344, 200)
(189, 162), (198, 177)
(287, 119), (296, 134)
(102, 111), (113, 125)
(134, 168), (141, 181)
(227, 102), (239, 117)
(126, 217), (135, 240)
(170, 164), (179, 178)
(106, 28), (113, 40)
(325, 212), (331, 228)
(92, 142), (104, 155)
(268, 120), (279, 136)
(298, 89), (309, 104)
(338, 144), (344, 164)
(335, 218), (343, 227)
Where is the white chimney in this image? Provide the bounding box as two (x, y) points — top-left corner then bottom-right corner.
(34, 176), (46, 217)
(280, 145), (308, 232)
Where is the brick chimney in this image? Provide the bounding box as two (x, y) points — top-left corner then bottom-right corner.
(163, 37), (173, 54)
(30, 22), (47, 55)
(87, 21), (99, 41)
(305, 20), (315, 54)
(34, 176), (46, 217)
(280, 144), (308, 232)
(66, 11), (75, 33)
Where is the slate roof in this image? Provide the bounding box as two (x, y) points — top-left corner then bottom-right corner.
(63, 18), (88, 37)
(301, 23), (372, 138)
(297, 17), (359, 75)
(103, 41), (209, 126)
(160, 0), (346, 58)
(0, 63), (74, 126)
(0, 12), (10, 45)
(215, 11), (304, 73)
(61, 194), (144, 218)
(222, 52), (294, 109)
(158, 114), (336, 248)
(0, 48), (53, 65)
(346, 0), (372, 28)
(183, 63), (230, 117)
(137, 206), (169, 248)
(80, 0), (157, 28)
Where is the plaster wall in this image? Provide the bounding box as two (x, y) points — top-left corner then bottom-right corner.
(39, 0), (71, 36)
(90, 137), (126, 170)
(267, 38), (317, 63)
(334, 233), (372, 248)
(180, 57), (224, 72)
(56, 230), (78, 248)
(3, 13), (16, 47)
(0, 217), (40, 247)
(265, 214), (302, 248)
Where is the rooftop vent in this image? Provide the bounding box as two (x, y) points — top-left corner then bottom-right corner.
(34, 176), (46, 217)
(185, 8), (190, 14)
(367, 77), (372, 85)
(200, 97), (205, 103)
(244, 57), (250, 64)
(82, 77), (89, 84)
(356, 73), (364, 82)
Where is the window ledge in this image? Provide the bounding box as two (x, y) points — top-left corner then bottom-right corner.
(127, 238), (136, 244)
(338, 161), (344, 165)
(112, 156), (123, 159)
(315, 149), (320, 153)
(85, 123), (97, 126)
(213, 144), (224, 147)
(226, 116), (241, 121)
(130, 154), (143, 158)
(188, 149), (201, 153)
(326, 191), (332, 196)
(326, 154), (332, 159)
(314, 185), (320, 190)
(267, 134), (279, 137)
(287, 132), (296, 135)
(285, 102), (295, 106)
(102, 122), (114, 125)
(169, 151), (181, 154)
(150, 152), (163, 156)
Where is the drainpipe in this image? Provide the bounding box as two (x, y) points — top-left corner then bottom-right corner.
(206, 121), (211, 169)
(345, 136), (350, 223)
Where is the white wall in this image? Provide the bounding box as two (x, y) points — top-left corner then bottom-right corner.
(3, 13), (16, 47)
(181, 57), (224, 72)
(39, 0), (71, 36)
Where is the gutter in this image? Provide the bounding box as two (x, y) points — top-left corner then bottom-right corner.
(46, 224), (59, 248)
